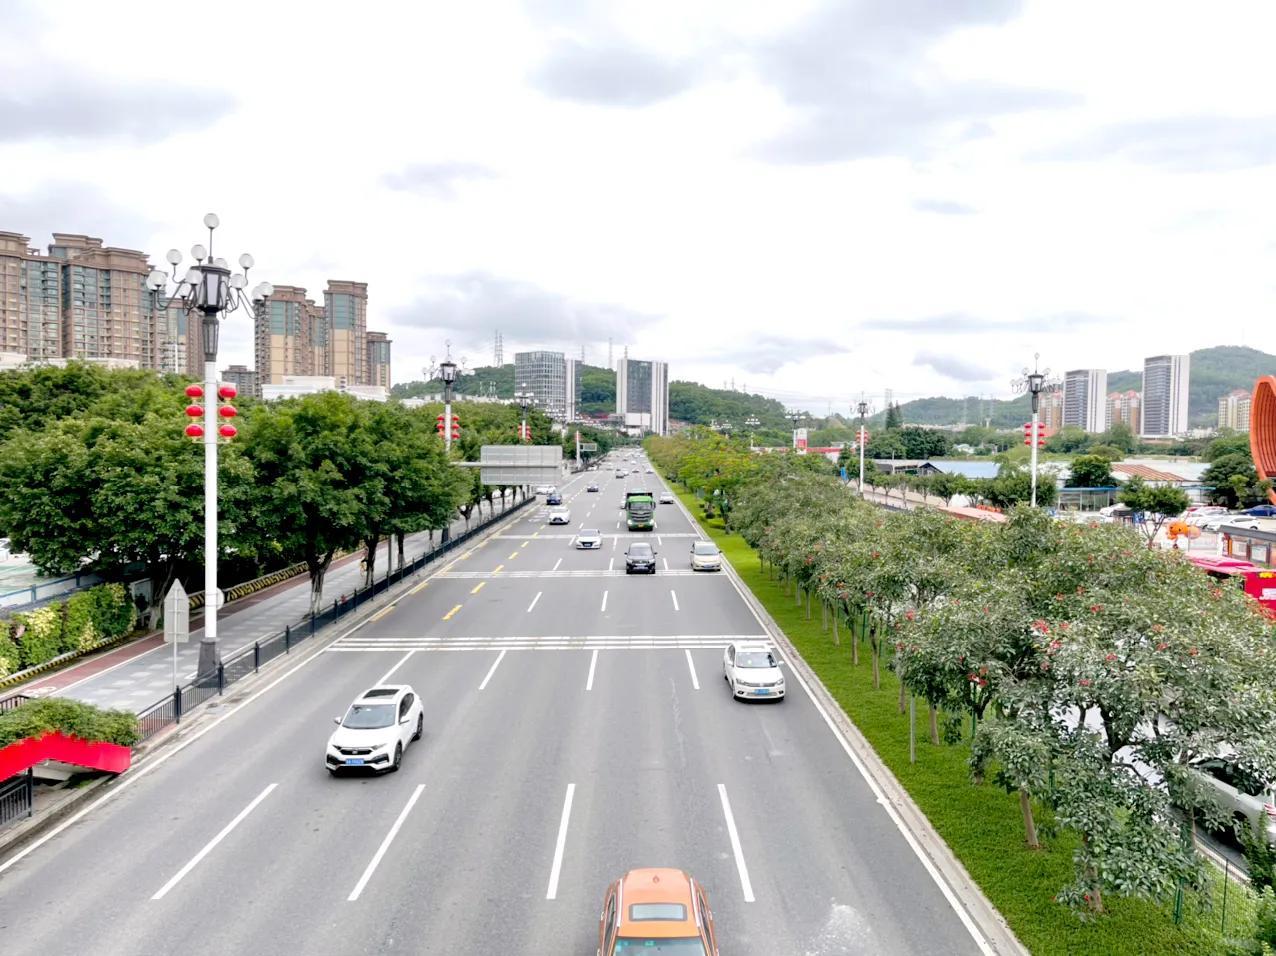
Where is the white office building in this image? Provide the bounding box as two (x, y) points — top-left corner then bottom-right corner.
(1141, 354), (1190, 438)
(616, 356), (669, 435)
(514, 350), (578, 422)
(1063, 368), (1108, 433)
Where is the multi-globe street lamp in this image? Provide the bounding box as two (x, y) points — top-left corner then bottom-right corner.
(146, 214), (271, 677)
(786, 409), (805, 449)
(744, 416), (760, 450)
(1014, 355), (1053, 508)
(514, 386), (534, 443)
(425, 346), (464, 452)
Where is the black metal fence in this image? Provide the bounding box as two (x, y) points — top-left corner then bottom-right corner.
(0, 770), (33, 827)
(134, 494), (532, 742)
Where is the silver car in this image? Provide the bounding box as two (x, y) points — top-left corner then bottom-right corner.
(1189, 757), (1276, 845)
(690, 540), (722, 571)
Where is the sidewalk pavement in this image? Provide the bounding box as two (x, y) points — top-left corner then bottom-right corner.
(15, 499), (516, 712)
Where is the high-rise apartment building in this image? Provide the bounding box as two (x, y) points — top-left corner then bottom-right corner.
(1105, 390), (1142, 434)
(1063, 369), (1107, 433)
(514, 350), (576, 420)
(0, 230), (177, 372)
(1039, 388), (1065, 434)
(325, 281), (367, 388)
(1218, 389), (1252, 432)
(1141, 354), (1190, 438)
(221, 364), (260, 399)
(365, 330), (392, 389)
(254, 285), (327, 385)
(616, 356), (669, 435)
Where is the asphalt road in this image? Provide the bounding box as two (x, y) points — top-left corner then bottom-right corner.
(0, 455), (988, 955)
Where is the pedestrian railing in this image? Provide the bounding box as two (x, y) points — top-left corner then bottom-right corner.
(0, 693), (32, 713)
(134, 495), (532, 742)
(0, 769), (33, 827)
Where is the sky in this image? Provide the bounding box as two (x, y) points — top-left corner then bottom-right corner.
(2, 0), (1275, 413)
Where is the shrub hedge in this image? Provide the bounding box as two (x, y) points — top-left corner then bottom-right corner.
(0, 583), (137, 679)
(0, 696), (138, 750)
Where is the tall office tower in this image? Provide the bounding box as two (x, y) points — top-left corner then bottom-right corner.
(616, 356), (669, 436)
(254, 284), (327, 384)
(221, 364), (260, 399)
(514, 350), (573, 420)
(324, 281), (368, 386)
(365, 330), (392, 389)
(494, 329), (503, 367)
(1141, 354), (1190, 438)
(565, 356), (579, 422)
(1218, 389), (1252, 432)
(1105, 390), (1142, 434)
(0, 231), (62, 361)
(1040, 388), (1065, 434)
(1063, 369), (1108, 433)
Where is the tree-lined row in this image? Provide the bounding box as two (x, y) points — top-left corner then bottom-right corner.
(0, 365), (555, 623)
(646, 434), (1276, 915)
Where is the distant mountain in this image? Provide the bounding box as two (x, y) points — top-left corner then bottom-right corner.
(668, 381), (789, 430)
(889, 345), (1275, 428)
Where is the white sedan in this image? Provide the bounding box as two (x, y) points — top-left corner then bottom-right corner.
(548, 508), (572, 525)
(723, 641), (786, 701)
(326, 685), (423, 774)
(575, 528), (603, 549)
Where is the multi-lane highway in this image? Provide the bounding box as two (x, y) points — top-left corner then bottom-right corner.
(0, 454), (990, 955)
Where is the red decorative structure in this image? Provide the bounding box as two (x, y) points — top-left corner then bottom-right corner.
(0, 731), (131, 780)
(218, 383), (237, 400)
(185, 384), (204, 399)
(1253, 376), (1276, 506)
(185, 423), (204, 439)
(218, 423), (238, 439)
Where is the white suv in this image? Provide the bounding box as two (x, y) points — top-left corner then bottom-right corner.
(723, 641), (785, 701)
(326, 685), (424, 774)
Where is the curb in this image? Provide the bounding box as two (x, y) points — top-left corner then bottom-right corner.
(671, 489), (1028, 956)
(0, 501), (532, 863)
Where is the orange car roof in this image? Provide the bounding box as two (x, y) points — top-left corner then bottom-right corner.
(617, 868), (699, 939)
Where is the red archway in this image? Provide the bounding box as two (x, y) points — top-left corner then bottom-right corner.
(1253, 375), (1276, 505)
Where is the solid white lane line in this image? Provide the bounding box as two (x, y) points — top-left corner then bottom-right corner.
(684, 649), (700, 690)
(478, 649), (507, 690)
(152, 784), (277, 900)
(527, 591), (542, 613)
(348, 784), (425, 901)
(600, 590), (608, 613)
(608, 558), (614, 572)
(663, 558), (669, 571)
(670, 590), (680, 611)
(378, 650), (416, 685)
(586, 649), (598, 691)
(546, 783), (576, 900)
(717, 784), (755, 903)
(553, 558), (563, 572)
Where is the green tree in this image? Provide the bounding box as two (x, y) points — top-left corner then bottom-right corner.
(1202, 452), (1260, 508)
(1117, 476), (1191, 547)
(1096, 422), (1137, 454)
(986, 462), (1058, 508)
(1045, 426), (1089, 453)
(236, 393), (375, 615)
(884, 402), (903, 430)
(1066, 454), (1117, 488)
(1201, 431), (1253, 463)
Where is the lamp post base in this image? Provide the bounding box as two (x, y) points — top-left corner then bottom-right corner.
(196, 637), (220, 683)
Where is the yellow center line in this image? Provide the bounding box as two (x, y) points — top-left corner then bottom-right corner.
(532, 532), (540, 538)
(443, 604), (463, 621)
(471, 581), (486, 595)
(370, 604), (395, 622)
(409, 580), (429, 595)
(521, 541), (529, 548)
(508, 550), (520, 560)
(493, 564), (505, 574)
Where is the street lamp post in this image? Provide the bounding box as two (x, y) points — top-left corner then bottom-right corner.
(147, 214), (270, 678)
(786, 409), (804, 450)
(514, 386), (533, 442)
(744, 415), (760, 450)
(856, 399), (870, 495)
(439, 357), (457, 453)
(1015, 355), (1052, 508)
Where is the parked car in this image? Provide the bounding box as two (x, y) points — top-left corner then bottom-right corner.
(1189, 757), (1276, 846)
(624, 542), (657, 574)
(690, 540), (722, 571)
(575, 528), (602, 549)
(325, 686), (423, 774)
(659, 491), (675, 504)
(723, 640), (785, 701)
(549, 508), (572, 525)
(1205, 515), (1261, 533)
(597, 869), (719, 956)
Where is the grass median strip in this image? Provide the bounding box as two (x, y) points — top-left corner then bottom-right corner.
(673, 486), (1258, 956)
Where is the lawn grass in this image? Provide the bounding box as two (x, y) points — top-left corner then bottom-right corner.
(677, 487), (1259, 955)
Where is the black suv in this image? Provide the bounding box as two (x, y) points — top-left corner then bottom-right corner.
(625, 542), (657, 574)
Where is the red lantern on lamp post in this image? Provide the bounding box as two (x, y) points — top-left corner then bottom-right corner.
(185, 423), (204, 439)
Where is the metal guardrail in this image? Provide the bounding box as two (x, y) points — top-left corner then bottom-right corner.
(134, 496), (533, 742)
(0, 770), (33, 827)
